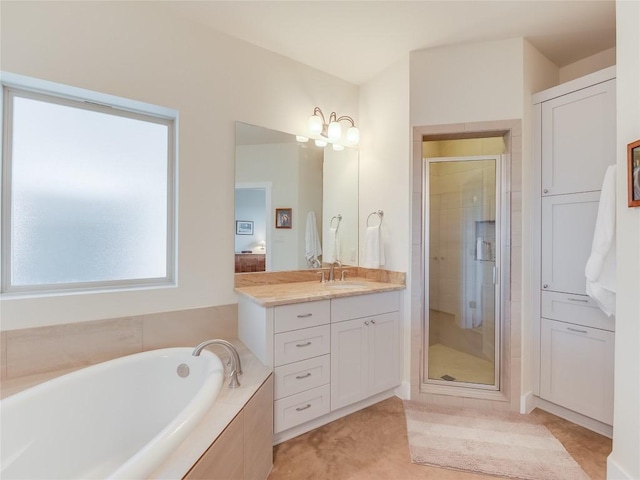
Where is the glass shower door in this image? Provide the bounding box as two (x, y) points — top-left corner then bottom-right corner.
(425, 156), (501, 389)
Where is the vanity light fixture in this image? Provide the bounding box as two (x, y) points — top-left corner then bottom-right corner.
(308, 106), (360, 147)
(296, 135), (309, 143)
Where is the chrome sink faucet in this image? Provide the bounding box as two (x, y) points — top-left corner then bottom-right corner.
(192, 339), (242, 388)
(328, 260), (342, 282)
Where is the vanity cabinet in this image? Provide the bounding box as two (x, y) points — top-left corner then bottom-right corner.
(237, 289), (401, 443)
(331, 292), (401, 411)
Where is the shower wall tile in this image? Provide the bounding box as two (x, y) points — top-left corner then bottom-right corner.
(5, 317), (142, 378)
(141, 304), (237, 351)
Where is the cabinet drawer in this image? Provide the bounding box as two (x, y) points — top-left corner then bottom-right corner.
(331, 291), (400, 323)
(274, 354), (330, 399)
(542, 291), (614, 332)
(274, 384), (331, 433)
(274, 325), (330, 367)
(274, 300), (330, 333)
(540, 318), (614, 425)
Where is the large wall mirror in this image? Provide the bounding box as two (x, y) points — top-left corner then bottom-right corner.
(235, 122), (358, 273)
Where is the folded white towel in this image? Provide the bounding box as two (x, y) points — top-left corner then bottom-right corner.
(363, 225), (385, 268)
(585, 165), (616, 317)
(305, 211), (322, 267)
(324, 227), (341, 263)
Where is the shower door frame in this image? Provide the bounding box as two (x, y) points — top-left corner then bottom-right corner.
(421, 154), (506, 395)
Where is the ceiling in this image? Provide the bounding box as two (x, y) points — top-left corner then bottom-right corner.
(164, 1), (616, 85)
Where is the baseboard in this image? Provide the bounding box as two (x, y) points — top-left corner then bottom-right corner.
(520, 391), (535, 414)
(534, 396), (612, 438)
(607, 456), (634, 479)
(273, 389), (397, 445)
(394, 381), (410, 400)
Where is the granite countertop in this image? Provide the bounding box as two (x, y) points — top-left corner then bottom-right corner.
(235, 277), (405, 307)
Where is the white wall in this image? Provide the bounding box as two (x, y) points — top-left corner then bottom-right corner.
(559, 47), (616, 84)
(0, 1), (358, 330)
(609, 2), (640, 478)
(410, 38), (525, 126)
(359, 56), (410, 387)
(521, 40), (559, 406)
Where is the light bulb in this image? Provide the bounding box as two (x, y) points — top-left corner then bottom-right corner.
(296, 135), (309, 143)
(346, 126), (360, 145)
(332, 143), (344, 151)
(308, 114), (323, 136)
(327, 121), (342, 142)
(315, 139), (327, 147)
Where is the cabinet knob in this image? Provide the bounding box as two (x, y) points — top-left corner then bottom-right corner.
(364, 321), (370, 325)
(371, 319), (376, 324)
(543, 188), (549, 193)
(543, 284), (549, 289)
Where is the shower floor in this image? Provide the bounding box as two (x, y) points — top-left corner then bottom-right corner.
(428, 343), (495, 385)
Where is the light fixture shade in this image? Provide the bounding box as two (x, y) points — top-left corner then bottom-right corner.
(308, 115), (323, 136)
(332, 143), (345, 151)
(315, 139), (327, 147)
(327, 121), (342, 142)
(296, 135), (309, 143)
(346, 126), (360, 145)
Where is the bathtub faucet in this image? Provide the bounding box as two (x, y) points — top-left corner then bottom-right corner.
(192, 339), (242, 388)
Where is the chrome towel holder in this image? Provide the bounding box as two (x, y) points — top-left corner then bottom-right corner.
(366, 210), (384, 227)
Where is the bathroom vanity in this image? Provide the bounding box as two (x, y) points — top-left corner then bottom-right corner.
(236, 278), (404, 444)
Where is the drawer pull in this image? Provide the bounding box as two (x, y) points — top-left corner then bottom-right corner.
(567, 327), (588, 334)
(296, 404), (312, 412)
(296, 341), (312, 347)
(364, 320), (370, 325)
(297, 313), (313, 318)
(567, 298), (589, 303)
(296, 372), (312, 380)
(371, 319), (376, 324)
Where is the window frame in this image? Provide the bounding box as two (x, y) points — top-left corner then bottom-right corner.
(1, 73), (178, 295)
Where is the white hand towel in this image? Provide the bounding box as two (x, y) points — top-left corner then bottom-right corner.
(585, 165), (616, 317)
(324, 227), (341, 263)
(305, 211), (322, 266)
(363, 225), (385, 268)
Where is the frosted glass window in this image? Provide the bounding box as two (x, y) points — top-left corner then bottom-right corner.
(2, 87), (176, 293)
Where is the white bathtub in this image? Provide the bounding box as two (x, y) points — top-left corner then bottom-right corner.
(0, 347), (225, 480)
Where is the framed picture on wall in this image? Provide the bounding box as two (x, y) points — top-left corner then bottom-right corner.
(236, 220), (254, 235)
(275, 208), (292, 229)
(628, 139), (640, 207)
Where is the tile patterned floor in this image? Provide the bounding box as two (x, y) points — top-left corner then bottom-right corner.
(269, 397), (611, 480)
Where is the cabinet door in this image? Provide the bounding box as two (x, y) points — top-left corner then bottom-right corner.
(541, 192), (600, 295)
(368, 312), (401, 396)
(540, 318), (614, 425)
(541, 79), (616, 196)
(331, 318), (368, 411)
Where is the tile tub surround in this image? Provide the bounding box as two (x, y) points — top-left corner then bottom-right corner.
(0, 339), (272, 480)
(0, 304), (238, 383)
(235, 267), (406, 288)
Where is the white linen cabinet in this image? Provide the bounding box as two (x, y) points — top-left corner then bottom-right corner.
(533, 67), (616, 433)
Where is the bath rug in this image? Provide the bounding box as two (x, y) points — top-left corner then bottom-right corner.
(403, 401), (589, 480)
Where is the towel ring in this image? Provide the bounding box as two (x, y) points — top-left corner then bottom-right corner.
(330, 214), (342, 230)
(366, 210), (384, 227)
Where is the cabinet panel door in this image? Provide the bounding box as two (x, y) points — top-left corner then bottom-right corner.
(330, 318), (368, 411)
(541, 192), (600, 295)
(540, 318), (614, 425)
(368, 312), (401, 396)
(541, 79), (616, 196)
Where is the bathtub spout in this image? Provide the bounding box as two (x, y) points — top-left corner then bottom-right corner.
(192, 339), (242, 388)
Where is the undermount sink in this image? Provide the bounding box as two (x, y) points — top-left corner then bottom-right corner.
(323, 281), (368, 290)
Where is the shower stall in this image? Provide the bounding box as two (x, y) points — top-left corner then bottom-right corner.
(423, 154), (504, 391)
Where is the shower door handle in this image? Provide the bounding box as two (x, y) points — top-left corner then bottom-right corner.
(492, 266), (498, 285)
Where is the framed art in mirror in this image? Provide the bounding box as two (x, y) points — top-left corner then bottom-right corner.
(236, 220), (254, 235)
(628, 139), (640, 208)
